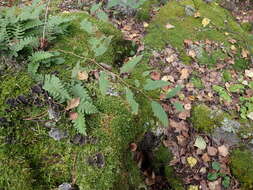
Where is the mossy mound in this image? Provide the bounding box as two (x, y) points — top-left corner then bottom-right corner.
(230, 149), (253, 190)
(0, 12), (151, 190)
(144, 0), (253, 66)
(190, 104), (225, 132)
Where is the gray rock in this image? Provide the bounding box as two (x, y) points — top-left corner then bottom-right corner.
(58, 183), (72, 190)
(185, 5), (196, 16)
(49, 128), (68, 141)
(212, 127), (241, 146)
(220, 118), (240, 133)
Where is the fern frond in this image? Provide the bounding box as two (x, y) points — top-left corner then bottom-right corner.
(23, 19), (43, 31)
(72, 114), (86, 135)
(29, 51), (55, 63)
(43, 75), (71, 103)
(78, 100), (98, 115)
(71, 83), (92, 102)
(10, 36), (38, 53)
(13, 23), (25, 39)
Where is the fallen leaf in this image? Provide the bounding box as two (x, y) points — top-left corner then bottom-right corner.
(194, 136), (207, 150)
(165, 23), (175, 29)
(66, 97), (80, 111)
(207, 146), (218, 156)
(188, 185), (199, 190)
(143, 22), (149, 28)
(202, 153), (210, 162)
(187, 156), (197, 168)
(188, 50), (196, 58)
(150, 71), (161, 80)
(178, 110), (190, 120)
(228, 39), (237, 44)
(77, 71), (89, 80)
(162, 75), (175, 82)
(218, 145), (229, 157)
(184, 39), (193, 46)
(202, 18), (210, 27)
(247, 112), (253, 120)
(184, 103), (192, 110)
(208, 180), (221, 190)
(224, 32), (229, 36)
(194, 11), (201, 18)
(230, 45), (237, 51)
(245, 69), (253, 78)
(69, 112), (78, 120)
(241, 49), (249, 58)
(180, 68), (190, 80)
(170, 120), (188, 132)
(166, 55), (176, 63)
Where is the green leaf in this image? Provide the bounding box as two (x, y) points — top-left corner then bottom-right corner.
(142, 71), (151, 77)
(80, 19), (97, 34)
(194, 136), (206, 150)
(151, 101), (168, 127)
(222, 176), (230, 188)
(107, 0), (118, 8)
(99, 71), (109, 95)
(213, 85), (232, 102)
(166, 85), (183, 99)
(72, 114), (86, 135)
(134, 80), (140, 87)
(125, 87), (139, 114)
(90, 3), (101, 14)
(172, 102), (184, 112)
(212, 162), (221, 171)
(96, 11), (109, 22)
(143, 79), (170, 91)
(120, 55), (143, 73)
(228, 84), (245, 93)
(207, 172), (219, 181)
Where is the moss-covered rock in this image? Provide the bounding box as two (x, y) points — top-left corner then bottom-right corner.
(0, 11), (154, 190)
(144, 0), (253, 67)
(230, 148), (253, 190)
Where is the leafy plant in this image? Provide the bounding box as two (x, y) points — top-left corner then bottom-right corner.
(212, 85), (232, 102)
(207, 161), (230, 188)
(43, 66), (98, 134)
(0, 0), (73, 60)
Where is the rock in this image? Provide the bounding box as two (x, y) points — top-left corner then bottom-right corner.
(48, 128), (68, 141)
(58, 183), (72, 190)
(185, 5), (196, 16)
(87, 153), (105, 168)
(212, 127), (241, 146)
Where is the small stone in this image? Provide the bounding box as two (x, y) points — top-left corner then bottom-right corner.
(49, 128), (68, 141)
(185, 5), (196, 16)
(207, 146), (218, 156)
(58, 183), (72, 190)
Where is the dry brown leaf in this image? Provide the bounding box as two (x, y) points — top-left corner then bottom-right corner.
(162, 75), (175, 82)
(184, 103), (192, 110)
(188, 50), (196, 58)
(202, 153), (210, 162)
(69, 112), (78, 120)
(66, 97), (80, 111)
(150, 71), (161, 80)
(230, 45), (237, 51)
(228, 39), (237, 44)
(207, 146), (218, 156)
(218, 145), (229, 157)
(180, 68), (190, 80)
(178, 110), (190, 120)
(165, 23), (175, 29)
(194, 11), (201, 18)
(170, 119), (188, 132)
(208, 180), (221, 190)
(245, 69), (253, 78)
(77, 71), (89, 81)
(241, 49), (249, 58)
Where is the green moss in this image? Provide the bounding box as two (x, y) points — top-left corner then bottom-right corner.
(222, 70), (232, 82)
(190, 76), (204, 89)
(136, 0), (158, 21)
(164, 166), (184, 190)
(190, 104), (225, 132)
(230, 149), (253, 190)
(144, 0), (253, 66)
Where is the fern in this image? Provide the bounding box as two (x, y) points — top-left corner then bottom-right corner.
(71, 83), (92, 102)
(151, 101), (169, 127)
(43, 75), (71, 103)
(72, 114), (86, 135)
(29, 51), (55, 63)
(78, 100), (98, 114)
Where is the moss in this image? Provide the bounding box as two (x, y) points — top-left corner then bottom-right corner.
(190, 76), (204, 89)
(222, 70), (232, 82)
(230, 148), (253, 190)
(164, 166), (184, 190)
(136, 0), (158, 21)
(241, 22), (253, 32)
(144, 0), (253, 66)
(190, 104), (225, 132)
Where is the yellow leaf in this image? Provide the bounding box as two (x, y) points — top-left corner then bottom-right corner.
(230, 45), (237, 51)
(224, 32), (229, 36)
(241, 49), (249, 58)
(202, 18), (210, 27)
(65, 97), (80, 111)
(187, 156), (197, 168)
(188, 185), (199, 190)
(143, 22), (149, 28)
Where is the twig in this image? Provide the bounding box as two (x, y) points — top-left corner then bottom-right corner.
(23, 110), (48, 120)
(42, 0), (52, 44)
(56, 49), (155, 101)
